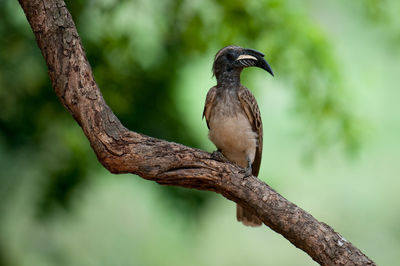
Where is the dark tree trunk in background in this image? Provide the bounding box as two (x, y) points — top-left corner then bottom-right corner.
(17, 0), (375, 265)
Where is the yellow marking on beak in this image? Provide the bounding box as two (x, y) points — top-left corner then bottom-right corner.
(236, 54), (257, 61)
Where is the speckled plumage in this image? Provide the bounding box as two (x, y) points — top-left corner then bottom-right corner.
(203, 85), (262, 176)
(203, 46), (273, 227)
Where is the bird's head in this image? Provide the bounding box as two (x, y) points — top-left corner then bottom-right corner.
(212, 45), (274, 84)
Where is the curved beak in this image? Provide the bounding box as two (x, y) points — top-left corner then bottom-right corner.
(235, 48), (274, 76)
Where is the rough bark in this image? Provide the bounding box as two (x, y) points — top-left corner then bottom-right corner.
(17, 0), (375, 265)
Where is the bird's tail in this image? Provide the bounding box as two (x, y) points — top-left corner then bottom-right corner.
(236, 204), (262, 227)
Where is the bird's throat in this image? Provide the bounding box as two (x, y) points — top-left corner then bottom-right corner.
(216, 69), (242, 88)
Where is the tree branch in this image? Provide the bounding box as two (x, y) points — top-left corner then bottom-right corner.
(17, 0), (375, 265)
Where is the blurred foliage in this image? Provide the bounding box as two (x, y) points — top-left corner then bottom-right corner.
(1, 0), (399, 265)
(352, 0), (400, 46)
(0, 0), (361, 218)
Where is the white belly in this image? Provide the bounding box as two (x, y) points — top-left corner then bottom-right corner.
(208, 112), (257, 168)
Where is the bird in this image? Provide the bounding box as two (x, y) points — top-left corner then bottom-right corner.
(202, 45), (273, 226)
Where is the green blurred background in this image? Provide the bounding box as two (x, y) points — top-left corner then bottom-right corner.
(1, 0), (399, 265)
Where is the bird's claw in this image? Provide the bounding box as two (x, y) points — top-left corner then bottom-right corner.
(240, 165), (253, 178)
(212, 151), (252, 178)
(240, 158), (253, 178)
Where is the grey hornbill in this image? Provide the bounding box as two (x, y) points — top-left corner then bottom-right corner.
(203, 46), (273, 226)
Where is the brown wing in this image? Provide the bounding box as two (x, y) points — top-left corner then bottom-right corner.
(238, 86), (263, 177)
(202, 86), (217, 129)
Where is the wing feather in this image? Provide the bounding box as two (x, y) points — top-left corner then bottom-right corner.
(238, 86), (263, 177)
(202, 86), (217, 129)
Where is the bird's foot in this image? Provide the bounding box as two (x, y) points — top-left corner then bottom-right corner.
(211, 150), (230, 163)
(240, 165), (253, 178)
(240, 158), (253, 178)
